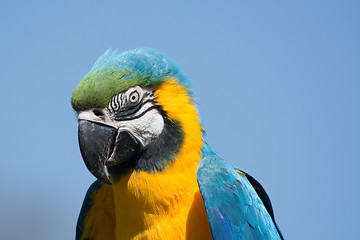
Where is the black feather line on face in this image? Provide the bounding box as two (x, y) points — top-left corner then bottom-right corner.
(135, 116), (184, 172)
(114, 99), (156, 120)
(108, 113), (184, 180)
(107, 90), (155, 121)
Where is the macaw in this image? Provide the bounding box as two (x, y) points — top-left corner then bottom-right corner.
(71, 48), (283, 240)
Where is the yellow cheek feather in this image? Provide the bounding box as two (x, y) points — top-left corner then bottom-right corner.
(111, 79), (212, 239)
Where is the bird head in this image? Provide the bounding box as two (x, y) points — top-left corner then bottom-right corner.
(72, 48), (202, 184)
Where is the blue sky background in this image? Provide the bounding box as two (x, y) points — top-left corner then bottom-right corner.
(0, 1), (359, 239)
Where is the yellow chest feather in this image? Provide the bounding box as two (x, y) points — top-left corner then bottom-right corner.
(112, 166), (211, 240)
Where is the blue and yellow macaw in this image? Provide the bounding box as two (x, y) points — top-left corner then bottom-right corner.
(71, 48), (283, 240)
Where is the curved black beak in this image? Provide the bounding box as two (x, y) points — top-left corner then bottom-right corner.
(78, 120), (116, 184)
(78, 120), (141, 184)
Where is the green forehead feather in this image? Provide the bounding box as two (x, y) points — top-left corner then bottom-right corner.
(71, 48), (192, 112)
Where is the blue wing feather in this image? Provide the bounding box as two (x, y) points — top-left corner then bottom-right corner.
(76, 180), (102, 240)
(197, 155), (282, 240)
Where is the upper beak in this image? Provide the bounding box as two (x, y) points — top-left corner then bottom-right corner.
(78, 120), (141, 184)
(78, 120), (116, 184)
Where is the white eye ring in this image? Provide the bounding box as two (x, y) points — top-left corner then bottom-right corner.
(129, 91), (140, 104)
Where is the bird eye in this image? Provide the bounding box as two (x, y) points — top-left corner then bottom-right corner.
(129, 91), (140, 104)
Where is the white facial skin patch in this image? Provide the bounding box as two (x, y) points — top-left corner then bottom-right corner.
(116, 108), (164, 147)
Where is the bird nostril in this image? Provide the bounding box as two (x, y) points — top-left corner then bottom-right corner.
(93, 109), (104, 117)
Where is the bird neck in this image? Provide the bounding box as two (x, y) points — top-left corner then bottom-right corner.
(111, 79), (205, 239)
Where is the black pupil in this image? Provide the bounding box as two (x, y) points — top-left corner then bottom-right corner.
(131, 94), (137, 101)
